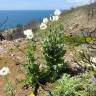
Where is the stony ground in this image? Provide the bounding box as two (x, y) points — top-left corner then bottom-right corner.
(0, 39), (30, 96)
(0, 39), (49, 96)
(0, 39), (96, 96)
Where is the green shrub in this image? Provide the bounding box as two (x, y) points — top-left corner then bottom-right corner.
(43, 31), (66, 81)
(23, 44), (40, 95)
(23, 44), (51, 95)
(50, 73), (96, 96)
(63, 36), (85, 45)
(23, 22), (66, 95)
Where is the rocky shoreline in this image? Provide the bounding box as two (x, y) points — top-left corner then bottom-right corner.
(0, 20), (40, 41)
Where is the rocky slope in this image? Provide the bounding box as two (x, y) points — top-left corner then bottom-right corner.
(0, 39), (29, 96)
(61, 3), (96, 36)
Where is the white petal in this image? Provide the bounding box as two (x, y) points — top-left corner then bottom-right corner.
(54, 9), (61, 16)
(40, 23), (47, 30)
(43, 18), (49, 24)
(0, 67), (10, 76)
(23, 29), (34, 39)
(23, 29), (32, 35)
(54, 16), (59, 21)
(90, 57), (96, 63)
(50, 16), (59, 21)
(26, 34), (33, 39)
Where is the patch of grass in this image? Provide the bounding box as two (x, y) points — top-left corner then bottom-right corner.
(63, 36), (96, 46)
(6, 80), (15, 96)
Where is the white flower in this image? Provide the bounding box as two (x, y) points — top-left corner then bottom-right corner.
(90, 57), (96, 63)
(23, 29), (34, 39)
(91, 64), (96, 69)
(23, 29), (33, 36)
(50, 16), (59, 21)
(54, 16), (59, 21)
(43, 18), (49, 24)
(26, 34), (33, 39)
(40, 23), (47, 30)
(54, 9), (61, 16)
(0, 67), (10, 76)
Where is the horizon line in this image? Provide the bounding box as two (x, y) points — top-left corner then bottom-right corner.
(0, 9), (66, 10)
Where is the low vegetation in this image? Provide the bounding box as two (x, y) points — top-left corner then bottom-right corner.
(51, 72), (96, 96)
(22, 21), (96, 96)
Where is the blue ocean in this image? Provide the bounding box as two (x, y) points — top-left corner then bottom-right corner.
(0, 10), (54, 29)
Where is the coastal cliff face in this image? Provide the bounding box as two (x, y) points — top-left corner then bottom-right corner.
(2, 21), (40, 41)
(2, 28), (25, 40)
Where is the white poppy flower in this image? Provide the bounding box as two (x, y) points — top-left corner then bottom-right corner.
(26, 34), (33, 39)
(40, 23), (47, 30)
(0, 67), (10, 76)
(50, 16), (59, 21)
(23, 29), (29, 35)
(92, 64), (96, 69)
(54, 16), (59, 21)
(23, 29), (34, 39)
(90, 57), (96, 63)
(54, 9), (61, 16)
(43, 18), (49, 24)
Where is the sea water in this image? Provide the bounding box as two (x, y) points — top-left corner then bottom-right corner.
(0, 10), (54, 30)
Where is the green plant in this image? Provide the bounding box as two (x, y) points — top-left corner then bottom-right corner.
(50, 73), (96, 96)
(63, 36), (96, 46)
(23, 44), (39, 94)
(43, 31), (66, 81)
(23, 44), (51, 96)
(6, 80), (15, 96)
(63, 36), (85, 45)
(23, 28), (66, 94)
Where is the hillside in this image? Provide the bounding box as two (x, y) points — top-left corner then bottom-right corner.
(60, 3), (96, 36)
(0, 3), (96, 96)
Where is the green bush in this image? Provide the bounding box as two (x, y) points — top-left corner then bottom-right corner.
(23, 44), (51, 95)
(50, 73), (96, 96)
(23, 44), (40, 95)
(23, 23), (66, 95)
(43, 31), (66, 81)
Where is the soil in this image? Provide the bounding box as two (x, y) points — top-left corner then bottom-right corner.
(0, 39), (29, 96)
